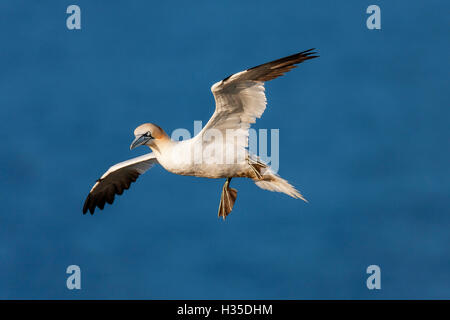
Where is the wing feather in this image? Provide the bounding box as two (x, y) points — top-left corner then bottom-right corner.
(198, 49), (318, 149)
(82, 153), (158, 214)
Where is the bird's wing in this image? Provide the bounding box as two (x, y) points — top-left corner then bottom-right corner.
(83, 153), (158, 214)
(197, 49), (318, 150)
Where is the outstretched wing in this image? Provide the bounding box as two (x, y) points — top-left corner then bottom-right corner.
(198, 49), (318, 150)
(82, 153), (158, 214)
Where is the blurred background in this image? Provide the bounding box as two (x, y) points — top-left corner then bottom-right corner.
(0, 0), (448, 299)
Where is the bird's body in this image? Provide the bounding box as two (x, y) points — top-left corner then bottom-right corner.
(147, 134), (252, 179)
(83, 49), (318, 219)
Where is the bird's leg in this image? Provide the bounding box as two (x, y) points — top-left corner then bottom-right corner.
(218, 177), (238, 220)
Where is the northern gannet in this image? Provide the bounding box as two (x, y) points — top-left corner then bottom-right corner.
(83, 49), (318, 219)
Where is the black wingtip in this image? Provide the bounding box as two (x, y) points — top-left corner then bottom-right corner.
(300, 48), (319, 58)
(82, 195), (89, 214)
(82, 193), (97, 215)
(300, 48), (315, 54)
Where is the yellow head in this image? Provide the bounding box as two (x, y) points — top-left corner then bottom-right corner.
(130, 123), (169, 151)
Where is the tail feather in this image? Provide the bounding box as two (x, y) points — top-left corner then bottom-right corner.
(253, 168), (307, 202)
(248, 156), (307, 202)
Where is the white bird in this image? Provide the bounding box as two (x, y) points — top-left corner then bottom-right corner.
(83, 49), (318, 219)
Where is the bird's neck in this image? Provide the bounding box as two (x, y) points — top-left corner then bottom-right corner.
(148, 135), (175, 154)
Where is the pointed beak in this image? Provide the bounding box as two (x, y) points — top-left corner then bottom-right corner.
(130, 135), (152, 150)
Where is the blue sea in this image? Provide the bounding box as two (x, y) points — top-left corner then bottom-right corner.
(0, 1), (448, 299)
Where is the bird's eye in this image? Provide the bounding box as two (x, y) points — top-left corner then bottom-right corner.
(144, 131), (152, 138)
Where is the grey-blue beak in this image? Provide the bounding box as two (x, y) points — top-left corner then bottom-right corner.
(130, 135), (152, 150)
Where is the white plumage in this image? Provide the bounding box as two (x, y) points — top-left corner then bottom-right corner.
(83, 49), (318, 218)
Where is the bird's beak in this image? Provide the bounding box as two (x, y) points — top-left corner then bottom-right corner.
(130, 135), (152, 150)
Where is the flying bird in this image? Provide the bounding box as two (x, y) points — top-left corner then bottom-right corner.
(83, 49), (318, 219)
